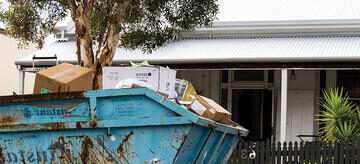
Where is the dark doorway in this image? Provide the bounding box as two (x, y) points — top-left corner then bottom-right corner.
(231, 89), (273, 141)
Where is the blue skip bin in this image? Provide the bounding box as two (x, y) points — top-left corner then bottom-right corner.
(0, 88), (248, 163)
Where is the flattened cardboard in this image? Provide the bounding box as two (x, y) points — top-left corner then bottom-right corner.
(188, 95), (231, 124)
(33, 63), (92, 94)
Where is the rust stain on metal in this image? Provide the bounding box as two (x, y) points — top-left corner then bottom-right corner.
(0, 115), (16, 124)
(76, 122), (81, 129)
(0, 91), (85, 103)
(0, 146), (5, 163)
(76, 121), (93, 129)
(172, 133), (188, 164)
(90, 107), (97, 128)
(0, 122), (70, 132)
(54, 138), (73, 164)
(44, 122), (66, 130)
(149, 149), (155, 156)
(117, 131), (134, 164)
(80, 137), (94, 164)
(160, 97), (166, 103)
(96, 137), (122, 164)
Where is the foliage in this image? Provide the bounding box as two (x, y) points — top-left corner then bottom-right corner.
(316, 87), (360, 142)
(0, 0), (218, 51)
(0, 1), (68, 48)
(0, 0), (219, 89)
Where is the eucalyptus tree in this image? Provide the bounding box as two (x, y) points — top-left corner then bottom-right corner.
(0, 0), (218, 89)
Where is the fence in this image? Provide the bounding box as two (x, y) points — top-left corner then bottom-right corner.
(228, 140), (360, 164)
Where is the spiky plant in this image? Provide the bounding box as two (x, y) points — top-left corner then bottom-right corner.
(316, 87), (360, 142)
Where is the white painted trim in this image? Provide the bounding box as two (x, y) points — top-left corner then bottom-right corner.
(280, 69), (288, 142)
(18, 71), (25, 95)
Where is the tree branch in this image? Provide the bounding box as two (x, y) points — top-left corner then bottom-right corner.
(68, 0), (82, 65)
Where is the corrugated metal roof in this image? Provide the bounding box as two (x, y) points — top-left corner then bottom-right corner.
(217, 0), (360, 22)
(15, 36), (360, 67)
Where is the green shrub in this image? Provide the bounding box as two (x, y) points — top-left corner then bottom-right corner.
(316, 87), (360, 142)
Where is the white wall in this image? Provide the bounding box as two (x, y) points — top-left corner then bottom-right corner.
(177, 70), (221, 103)
(0, 34), (36, 95)
(274, 70), (319, 142)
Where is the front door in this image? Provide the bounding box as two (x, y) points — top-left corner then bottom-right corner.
(286, 90), (314, 142)
(231, 89), (273, 141)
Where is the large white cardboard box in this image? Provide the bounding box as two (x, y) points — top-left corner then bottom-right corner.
(103, 66), (176, 98)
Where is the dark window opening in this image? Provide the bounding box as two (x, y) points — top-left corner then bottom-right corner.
(234, 70), (264, 81)
(231, 89), (272, 141)
(221, 70), (228, 83)
(221, 89), (228, 109)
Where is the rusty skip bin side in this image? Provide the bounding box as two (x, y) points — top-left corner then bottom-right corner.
(0, 88), (248, 163)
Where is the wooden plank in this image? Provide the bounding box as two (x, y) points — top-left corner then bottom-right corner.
(357, 140), (360, 164)
(304, 141), (310, 163)
(309, 141), (316, 163)
(230, 144), (238, 164)
(345, 142), (350, 164)
(299, 141), (305, 164)
(288, 142), (294, 164)
(277, 142), (282, 164)
(323, 142), (329, 164)
(236, 142), (241, 164)
(259, 142), (265, 164)
(339, 141), (345, 164)
(294, 141), (299, 164)
(316, 141), (321, 163)
(271, 142), (276, 164)
(264, 140), (270, 164)
(244, 142), (249, 164)
(334, 141), (339, 164)
(351, 141), (356, 164)
(331, 141), (336, 164)
(248, 142), (256, 164)
(282, 142), (288, 163)
(254, 142), (260, 164)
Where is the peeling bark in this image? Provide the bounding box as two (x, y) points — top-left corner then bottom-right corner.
(92, 25), (120, 90)
(92, 0), (131, 90)
(68, 0), (94, 67)
(68, 0), (131, 90)
(75, 4), (94, 67)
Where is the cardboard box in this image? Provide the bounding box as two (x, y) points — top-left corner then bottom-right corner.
(187, 95), (231, 124)
(33, 63), (93, 94)
(175, 79), (198, 101)
(103, 66), (176, 98)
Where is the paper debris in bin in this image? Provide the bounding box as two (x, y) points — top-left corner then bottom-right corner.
(175, 79), (198, 101)
(187, 95), (231, 124)
(130, 60), (150, 67)
(115, 78), (155, 91)
(103, 66), (176, 98)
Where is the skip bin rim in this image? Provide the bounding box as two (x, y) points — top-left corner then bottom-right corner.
(85, 88), (249, 136)
(0, 88), (248, 136)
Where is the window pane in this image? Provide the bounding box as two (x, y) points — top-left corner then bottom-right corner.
(221, 89), (228, 109)
(268, 70), (274, 83)
(234, 70), (264, 81)
(221, 70), (228, 83)
(337, 70), (360, 98)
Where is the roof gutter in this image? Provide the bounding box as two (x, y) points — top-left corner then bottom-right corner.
(183, 19), (360, 38)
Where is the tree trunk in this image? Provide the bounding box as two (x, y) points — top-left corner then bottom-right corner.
(68, 0), (130, 90)
(68, 1), (94, 66)
(74, 4), (94, 67)
(92, 25), (120, 90)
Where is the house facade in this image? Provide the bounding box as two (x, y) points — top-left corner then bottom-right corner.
(0, 29), (36, 95)
(14, 0), (360, 143)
